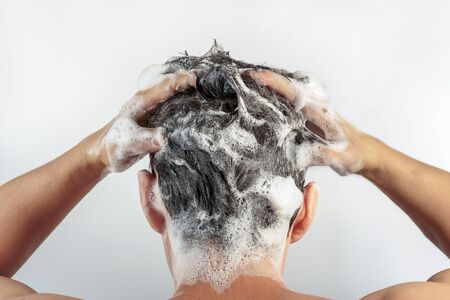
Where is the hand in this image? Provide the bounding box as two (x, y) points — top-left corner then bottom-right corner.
(83, 71), (197, 173)
(246, 70), (379, 175)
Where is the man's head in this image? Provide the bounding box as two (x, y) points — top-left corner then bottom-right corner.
(137, 43), (321, 292)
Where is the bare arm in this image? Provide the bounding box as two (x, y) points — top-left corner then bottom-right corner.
(0, 71), (196, 279)
(248, 69), (450, 299)
(361, 137), (450, 257)
(0, 138), (103, 277)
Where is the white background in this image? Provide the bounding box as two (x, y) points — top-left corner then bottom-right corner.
(1, 1), (449, 299)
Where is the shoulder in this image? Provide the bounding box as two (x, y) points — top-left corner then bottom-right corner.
(0, 276), (79, 300)
(0, 276), (36, 299)
(362, 269), (450, 300)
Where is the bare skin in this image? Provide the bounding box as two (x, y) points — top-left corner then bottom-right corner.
(0, 72), (196, 299)
(170, 277), (325, 300)
(0, 70), (449, 299)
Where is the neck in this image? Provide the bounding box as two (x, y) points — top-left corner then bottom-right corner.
(171, 275), (290, 300)
(165, 221), (292, 294)
(170, 251), (286, 293)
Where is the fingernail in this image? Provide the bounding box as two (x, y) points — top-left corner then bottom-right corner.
(185, 71), (197, 86)
(151, 128), (164, 149)
(152, 138), (160, 149)
(243, 69), (255, 77)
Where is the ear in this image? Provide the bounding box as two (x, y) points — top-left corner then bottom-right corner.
(289, 182), (319, 244)
(137, 169), (166, 234)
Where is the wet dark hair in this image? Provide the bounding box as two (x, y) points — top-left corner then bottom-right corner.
(148, 42), (320, 243)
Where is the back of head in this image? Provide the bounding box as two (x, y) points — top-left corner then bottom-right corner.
(145, 42), (322, 292)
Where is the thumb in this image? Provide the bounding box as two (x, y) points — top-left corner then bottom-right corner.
(129, 127), (163, 156)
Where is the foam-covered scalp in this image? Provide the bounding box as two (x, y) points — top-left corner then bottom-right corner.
(143, 43), (323, 292)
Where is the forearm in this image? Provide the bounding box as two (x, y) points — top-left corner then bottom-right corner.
(361, 136), (450, 257)
(0, 73), (196, 278)
(0, 137), (105, 277)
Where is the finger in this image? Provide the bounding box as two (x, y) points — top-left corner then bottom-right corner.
(246, 69), (339, 141)
(137, 64), (170, 91)
(245, 69), (297, 102)
(137, 71), (197, 111)
(305, 120), (326, 140)
(121, 71), (197, 120)
(309, 143), (355, 176)
(127, 126), (163, 155)
(108, 118), (163, 155)
(302, 103), (342, 141)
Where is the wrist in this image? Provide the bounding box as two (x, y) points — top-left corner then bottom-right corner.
(78, 130), (110, 179)
(356, 133), (386, 178)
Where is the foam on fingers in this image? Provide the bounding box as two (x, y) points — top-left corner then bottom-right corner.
(94, 117), (162, 173)
(137, 64), (171, 91)
(87, 67), (197, 174)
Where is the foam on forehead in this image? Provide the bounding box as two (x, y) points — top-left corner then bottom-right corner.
(141, 42), (324, 292)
